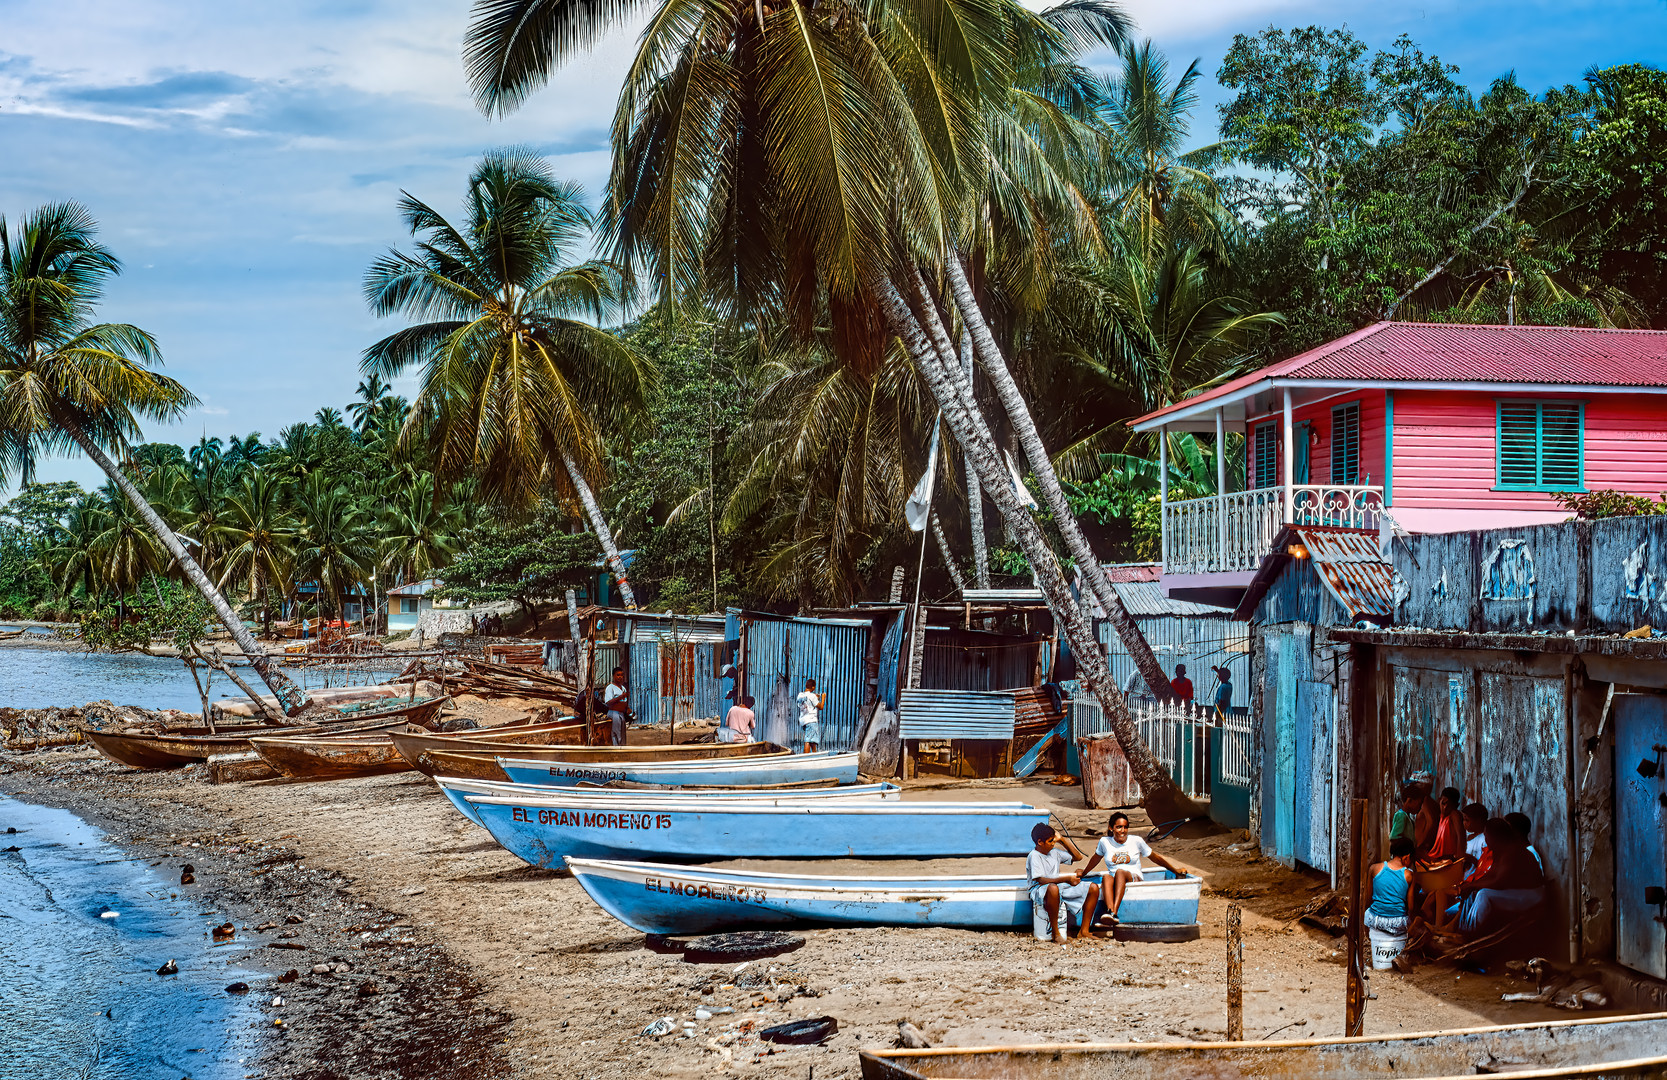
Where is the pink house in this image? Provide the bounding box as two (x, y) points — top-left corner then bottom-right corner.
(1130, 322), (1667, 603)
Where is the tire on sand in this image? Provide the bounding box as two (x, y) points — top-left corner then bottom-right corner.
(1111, 922), (1201, 943)
(760, 1017), (839, 1045)
(681, 931), (805, 964)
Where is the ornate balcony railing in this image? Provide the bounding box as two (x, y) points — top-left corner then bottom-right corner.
(1161, 484), (1383, 575)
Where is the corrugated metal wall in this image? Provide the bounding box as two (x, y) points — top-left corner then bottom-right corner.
(919, 628), (1044, 691)
(742, 616), (872, 752)
(898, 688), (1016, 739)
(1099, 615), (1249, 711)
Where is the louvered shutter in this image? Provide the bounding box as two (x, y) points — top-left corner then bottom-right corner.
(1497, 401), (1583, 489)
(1539, 404), (1582, 487)
(1254, 423), (1277, 488)
(1331, 403), (1360, 484)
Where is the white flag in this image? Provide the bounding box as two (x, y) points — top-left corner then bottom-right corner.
(1005, 450), (1038, 509)
(905, 419), (941, 532)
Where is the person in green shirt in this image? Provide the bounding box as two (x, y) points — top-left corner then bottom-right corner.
(1389, 785), (1421, 845)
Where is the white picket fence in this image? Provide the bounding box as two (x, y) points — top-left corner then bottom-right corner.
(1071, 695), (1254, 805)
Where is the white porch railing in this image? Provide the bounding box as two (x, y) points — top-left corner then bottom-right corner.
(1161, 484), (1384, 575)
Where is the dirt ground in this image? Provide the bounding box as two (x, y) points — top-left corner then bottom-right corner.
(0, 719), (1615, 1080)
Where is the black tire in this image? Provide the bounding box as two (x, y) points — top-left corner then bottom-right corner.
(680, 931), (805, 964)
(1112, 922), (1200, 943)
(759, 1016), (839, 1045)
(643, 933), (686, 955)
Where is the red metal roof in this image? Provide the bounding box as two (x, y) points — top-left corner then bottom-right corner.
(1134, 322), (1667, 426)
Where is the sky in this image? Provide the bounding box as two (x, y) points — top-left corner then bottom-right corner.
(5, 0), (1667, 496)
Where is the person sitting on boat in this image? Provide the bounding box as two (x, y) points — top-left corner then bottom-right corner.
(1081, 812), (1184, 929)
(603, 668), (630, 746)
(796, 679), (825, 754)
(1455, 818), (1544, 938)
(1026, 822), (1098, 945)
(719, 695), (756, 743)
(1364, 837), (1415, 940)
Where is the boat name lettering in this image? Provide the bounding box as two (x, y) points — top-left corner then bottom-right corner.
(546, 767), (628, 781)
(511, 807), (672, 830)
(643, 876), (766, 904)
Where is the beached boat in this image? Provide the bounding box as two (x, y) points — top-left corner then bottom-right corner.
(565, 859), (1199, 935)
(469, 796), (1048, 866)
(249, 716), (586, 781)
(495, 750), (859, 789)
(86, 696), (447, 769)
(858, 1013), (1667, 1079)
(436, 776), (900, 825)
(393, 732), (785, 775)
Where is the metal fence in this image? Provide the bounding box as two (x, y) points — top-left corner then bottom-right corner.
(1071, 694), (1254, 815)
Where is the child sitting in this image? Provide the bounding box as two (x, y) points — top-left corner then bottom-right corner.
(1080, 812), (1184, 929)
(1026, 822), (1098, 944)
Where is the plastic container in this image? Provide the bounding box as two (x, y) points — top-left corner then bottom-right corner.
(1368, 925), (1408, 970)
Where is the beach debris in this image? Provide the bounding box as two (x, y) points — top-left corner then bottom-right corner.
(759, 1017), (839, 1046)
(254, 922), (278, 932)
(157, 960), (179, 976)
(312, 964), (333, 975)
(401, 886), (426, 896)
(180, 865), (195, 885)
(98, 908), (119, 919)
(642, 1017), (677, 1038)
(695, 1009), (713, 1021)
(6, 827), (15, 833)
(897, 1022), (932, 1049)
(285, 914), (304, 924)
(212, 922), (235, 940)
(356, 982), (380, 997)
(681, 932), (805, 965)
(225, 982), (250, 995)
(277, 970), (299, 983)
(271, 996), (284, 1007)
(2, 846), (17, 852)
(268, 942), (308, 950)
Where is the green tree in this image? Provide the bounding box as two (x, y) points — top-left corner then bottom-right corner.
(438, 504), (601, 621)
(0, 203), (311, 712)
(294, 477), (374, 621)
(362, 149), (653, 607)
(378, 473), (463, 585)
(214, 469), (298, 636)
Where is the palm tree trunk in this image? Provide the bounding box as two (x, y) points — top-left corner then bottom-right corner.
(60, 419), (313, 717)
(560, 451), (637, 609)
(946, 255), (1173, 700)
(960, 331), (991, 590)
(872, 271), (1200, 822)
(930, 512), (967, 594)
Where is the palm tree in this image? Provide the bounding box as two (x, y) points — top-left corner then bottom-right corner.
(295, 477), (374, 624)
(215, 470), (299, 637)
(361, 148), (654, 607)
(0, 203), (311, 712)
(463, 0), (1201, 817)
(379, 474), (463, 585)
(348, 373), (391, 434)
(45, 490), (107, 602)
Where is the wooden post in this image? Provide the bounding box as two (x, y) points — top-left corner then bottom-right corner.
(1226, 903), (1243, 1041)
(1346, 796), (1368, 1036)
(583, 627), (597, 747)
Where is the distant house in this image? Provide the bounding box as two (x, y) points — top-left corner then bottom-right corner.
(386, 578), (444, 631)
(1131, 322), (1667, 607)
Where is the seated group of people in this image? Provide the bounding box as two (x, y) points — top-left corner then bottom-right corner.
(1367, 772), (1546, 952)
(1026, 815), (1184, 944)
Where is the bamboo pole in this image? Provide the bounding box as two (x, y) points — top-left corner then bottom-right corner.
(1226, 903), (1243, 1040)
(1346, 797), (1368, 1036)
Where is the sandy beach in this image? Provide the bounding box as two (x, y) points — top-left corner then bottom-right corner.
(0, 721), (1596, 1080)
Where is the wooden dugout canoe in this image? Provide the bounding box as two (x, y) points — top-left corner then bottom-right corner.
(398, 736), (789, 778)
(858, 1013), (1667, 1079)
(251, 716), (584, 781)
(86, 696), (447, 769)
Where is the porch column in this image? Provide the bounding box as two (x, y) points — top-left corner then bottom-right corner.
(1282, 388), (1295, 524)
(1158, 425), (1169, 569)
(1215, 407), (1227, 570)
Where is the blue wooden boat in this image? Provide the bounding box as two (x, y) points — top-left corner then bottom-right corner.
(563, 858), (1202, 934)
(434, 776), (900, 827)
(468, 797), (1048, 865)
(494, 750), (860, 789)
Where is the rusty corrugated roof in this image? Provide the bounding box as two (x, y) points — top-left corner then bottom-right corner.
(1294, 526), (1396, 623)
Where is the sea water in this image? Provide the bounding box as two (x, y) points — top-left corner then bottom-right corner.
(0, 797), (257, 1080)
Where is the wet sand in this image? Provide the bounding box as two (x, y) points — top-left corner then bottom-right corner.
(0, 736), (1596, 1079)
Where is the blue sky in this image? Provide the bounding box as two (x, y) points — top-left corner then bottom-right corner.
(5, 0), (1667, 495)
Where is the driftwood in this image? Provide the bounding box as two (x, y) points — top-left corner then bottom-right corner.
(394, 657), (577, 702)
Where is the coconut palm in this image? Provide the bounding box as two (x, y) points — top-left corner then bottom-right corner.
(361, 148), (653, 608)
(0, 203), (311, 712)
(347, 373), (391, 435)
(294, 476), (374, 623)
(463, 0), (1202, 818)
(378, 474), (463, 585)
(215, 470), (299, 636)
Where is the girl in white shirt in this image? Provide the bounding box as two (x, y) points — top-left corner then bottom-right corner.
(1079, 812), (1185, 928)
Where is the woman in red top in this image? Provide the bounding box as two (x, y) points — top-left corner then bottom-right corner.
(1426, 786), (1464, 862)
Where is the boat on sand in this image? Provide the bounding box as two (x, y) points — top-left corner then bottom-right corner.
(435, 776), (899, 825)
(251, 716), (584, 781)
(493, 750), (858, 789)
(858, 1013), (1667, 1079)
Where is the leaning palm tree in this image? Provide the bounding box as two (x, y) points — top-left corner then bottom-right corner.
(0, 203), (311, 713)
(362, 149), (653, 607)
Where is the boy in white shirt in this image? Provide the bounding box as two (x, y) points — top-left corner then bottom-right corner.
(795, 679), (825, 753)
(1025, 822), (1100, 944)
(1080, 812), (1184, 928)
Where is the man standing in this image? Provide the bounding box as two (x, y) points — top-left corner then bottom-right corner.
(1169, 664), (1194, 705)
(603, 667), (630, 747)
(1211, 664), (1234, 716)
(796, 678), (825, 753)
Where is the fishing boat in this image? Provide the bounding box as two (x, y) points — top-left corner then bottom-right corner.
(858, 1013), (1667, 1079)
(564, 858), (1200, 935)
(468, 796), (1047, 866)
(85, 696), (447, 769)
(495, 750), (860, 789)
(249, 716), (585, 781)
(392, 732), (786, 775)
(435, 776), (900, 826)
